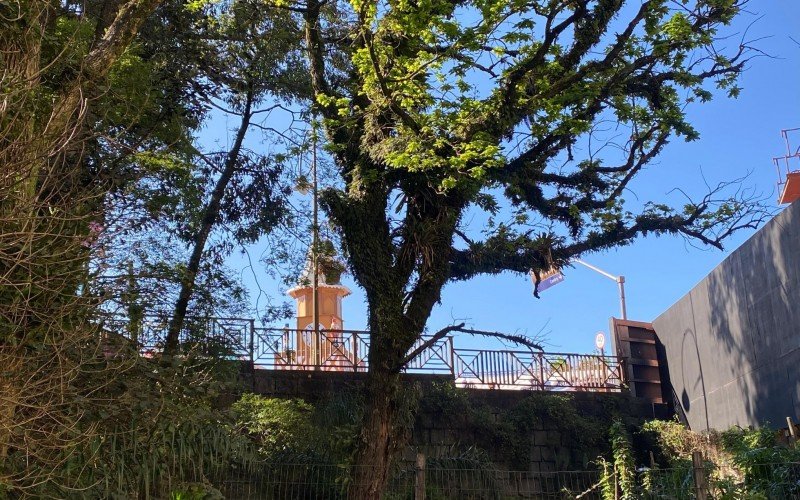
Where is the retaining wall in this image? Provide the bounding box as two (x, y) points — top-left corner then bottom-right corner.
(244, 368), (657, 471)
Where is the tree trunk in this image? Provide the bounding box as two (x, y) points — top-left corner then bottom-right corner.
(350, 367), (405, 499)
(349, 304), (418, 499)
(164, 93), (252, 353)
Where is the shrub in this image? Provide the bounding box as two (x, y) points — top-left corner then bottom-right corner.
(643, 419), (800, 498)
(232, 394), (315, 457)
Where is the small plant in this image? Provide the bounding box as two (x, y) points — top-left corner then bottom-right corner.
(170, 482), (224, 500)
(609, 420), (636, 499)
(642, 418), (708, 463)
(597, 457), (616, 500)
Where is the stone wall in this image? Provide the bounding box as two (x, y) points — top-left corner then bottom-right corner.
(653, 199), (800, 431)
(248, 368), (448, 400)
(410, 389), (655, 472)
(246, 368), (657, 471)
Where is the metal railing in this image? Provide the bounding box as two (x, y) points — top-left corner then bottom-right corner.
(100, 314), (626, 392)
(102, 314), (253, 357)
(454, 350), (624, 391)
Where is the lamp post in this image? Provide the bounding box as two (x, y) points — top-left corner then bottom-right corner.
(574, 259), (627, 320)
(310, 119), (320, 368)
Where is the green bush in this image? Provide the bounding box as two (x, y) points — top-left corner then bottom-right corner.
(642, 419), (800, 498)
(230, 390), (368, 466)
(720, 425), (800, 465)
(170, 481), (224, 500)
(232, 395), (316, 457)
(641, 419), (707, 465)
(719, 426), (800, 497)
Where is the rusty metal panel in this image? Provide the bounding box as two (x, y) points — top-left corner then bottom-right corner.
(612, 319), (666, 405)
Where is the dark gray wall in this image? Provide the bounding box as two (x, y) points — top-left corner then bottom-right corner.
(653, 199), (800, 431)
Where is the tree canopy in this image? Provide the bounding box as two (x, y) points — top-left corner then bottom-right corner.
(296, 0), (769, 495)
(0, 0), (774, 496)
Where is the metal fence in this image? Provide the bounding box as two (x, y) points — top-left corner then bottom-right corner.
(100, 314), (625, 392)
(634, 461), (800, 499)
(167, 460), (800, 499)
(218, 463), (604, 499)
(453, 350), (623, 391)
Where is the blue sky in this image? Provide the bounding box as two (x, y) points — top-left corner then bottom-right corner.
(220, 2), (800, 356)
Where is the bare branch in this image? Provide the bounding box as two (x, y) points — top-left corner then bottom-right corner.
(394, 322), (543, 372)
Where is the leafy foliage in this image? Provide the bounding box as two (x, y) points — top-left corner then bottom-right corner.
(294, 0), (772, 490)
(229, 389), (376, 465)
(232, 395), (316, 457)
(597, 420), (638, 500)
(642, 419), (800, 498)
(97, 0), (305, 330)
(720, 425), (800, 465)
(642, 418), (709, 464)
(2, 349), (259, 497)
(608, 419), (636, 499)
(419, 381), (617, 469)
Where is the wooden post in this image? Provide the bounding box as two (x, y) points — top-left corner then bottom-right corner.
(787, 416), (798, 443)
(692, 451), (708, 500)
(415, 452), (426, 500)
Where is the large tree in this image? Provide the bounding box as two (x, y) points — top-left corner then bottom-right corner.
(78, 0), (304, 348)
(138, 0), (306, 352)
(293, 0), (768, 496)
(0, 0), (177, 486)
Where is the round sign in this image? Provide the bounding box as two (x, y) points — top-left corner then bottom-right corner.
(595, 332), (606, 350)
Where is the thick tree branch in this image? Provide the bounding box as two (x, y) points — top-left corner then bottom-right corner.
(450, 176), (771, 283)
(394, 322), (465, 371)
(401, 196), (464, 333)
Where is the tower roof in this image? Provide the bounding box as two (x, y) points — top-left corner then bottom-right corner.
(287, 282), (351, 298)
(287, 247), (351, 298)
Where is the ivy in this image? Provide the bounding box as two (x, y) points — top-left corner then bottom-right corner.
(419, 383), (613, 469)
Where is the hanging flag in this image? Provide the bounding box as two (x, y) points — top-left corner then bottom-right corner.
(530, 267), (564, 294)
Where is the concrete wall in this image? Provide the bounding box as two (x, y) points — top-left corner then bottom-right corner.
(653, 199), (800, 431)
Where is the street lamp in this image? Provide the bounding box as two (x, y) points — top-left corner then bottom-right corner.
(574, 259), (627, 320)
